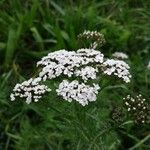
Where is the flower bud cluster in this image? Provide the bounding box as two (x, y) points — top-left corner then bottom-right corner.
(110, 107), (124, 123)
(124, 94), (150, 124)
(78, 30), (106, 49)
(112, 52), (128, 60)
(10, 77), (51, 104)
(56, 80), (100, 106)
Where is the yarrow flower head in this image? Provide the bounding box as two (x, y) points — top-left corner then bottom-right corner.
(37, 49), (104, 82)
(56, 80), (100, 106)
(112, 52), (128, 60)
(102, 59), (131, 83)
(75, 66), (98, 82)
(78, 30), (106, 49)
(123, 94), (150, 124)
(10, 77), (51, 104)
(10, 48), (132, 105)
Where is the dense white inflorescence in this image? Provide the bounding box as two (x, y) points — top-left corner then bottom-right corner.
(10, 77), (51, 104)
(102, 59), (131, 83)
(56, 80), (100, 106)
(75, 66), (98, 82)
(10, 48), (132, 106)
(37, 49), (104, 81)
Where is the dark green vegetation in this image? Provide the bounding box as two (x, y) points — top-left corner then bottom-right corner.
(0, 0), (150, 149)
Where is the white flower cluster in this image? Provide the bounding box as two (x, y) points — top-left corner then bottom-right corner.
(103, 59), (131, 83)
(56, 80), (100, 106)
(10, 77), (51, 104)
(112, 52), (128, 60)
(10, 48), (132, 106)
(75, 66), (98, 82)
(37, 49), (104, 81)
(78, 30), (106, 49)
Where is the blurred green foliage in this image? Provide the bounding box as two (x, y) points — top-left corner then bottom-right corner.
(0, 0), (150, 149)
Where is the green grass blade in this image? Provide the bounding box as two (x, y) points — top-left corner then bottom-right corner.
(50, 1), (65, 16)
(129, 134), (150, 150)
(4, 27), (17, 68)
(30, 27), (44, 51)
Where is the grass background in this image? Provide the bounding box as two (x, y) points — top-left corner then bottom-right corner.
(0, 0), (150, 149)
